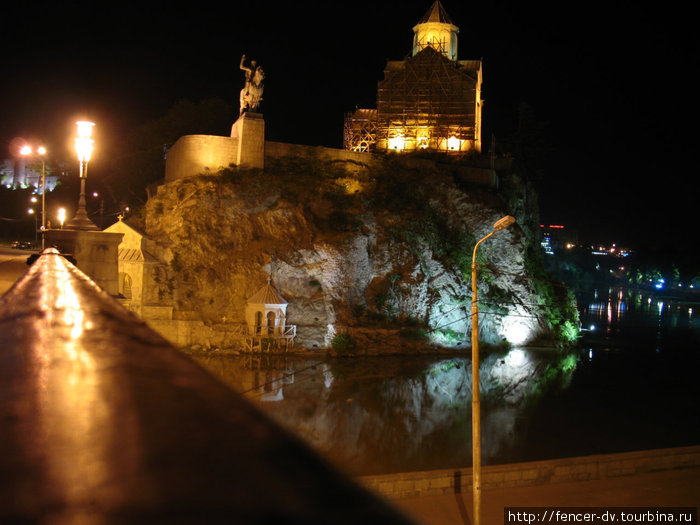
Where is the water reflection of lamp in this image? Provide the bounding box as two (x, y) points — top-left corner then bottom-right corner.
(470, 214), (515, 525)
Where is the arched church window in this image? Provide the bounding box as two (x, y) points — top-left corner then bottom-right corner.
(267, 311), (276, 334)
(255, 311), (263, 334)
(120, 273), (132, 299)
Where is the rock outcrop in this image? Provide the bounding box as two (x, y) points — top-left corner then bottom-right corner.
(139, 154), (572, 352)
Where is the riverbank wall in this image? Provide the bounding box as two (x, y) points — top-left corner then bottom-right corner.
(358, 445), (700, 499)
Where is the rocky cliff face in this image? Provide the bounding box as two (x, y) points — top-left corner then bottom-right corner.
(142, 154), (570, 351)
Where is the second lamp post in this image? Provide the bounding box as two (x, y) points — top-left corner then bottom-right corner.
(470, 214), (516, 525)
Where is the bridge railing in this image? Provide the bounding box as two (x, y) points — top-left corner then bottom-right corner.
(0, 249), (413, 523)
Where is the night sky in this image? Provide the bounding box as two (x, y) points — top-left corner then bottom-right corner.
(1, 1), (695, 253)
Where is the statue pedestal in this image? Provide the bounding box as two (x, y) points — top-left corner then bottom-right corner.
(231, 112), (265, 170)
(44, 229), (124, 296)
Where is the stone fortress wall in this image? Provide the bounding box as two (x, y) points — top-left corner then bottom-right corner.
(165, 125), (501, 188)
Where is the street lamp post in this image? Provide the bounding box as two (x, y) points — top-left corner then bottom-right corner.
(470, 214), (516, 525)
(28, 208), (37, 244)
(19, 145), (47, 248)
(38, 146), (47, 248)
(66, 121), (99, 230)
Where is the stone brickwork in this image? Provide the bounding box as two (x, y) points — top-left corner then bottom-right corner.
(165, 134), (239, 182)
(231, 112), (265, 169)
(44, 229), (123, 296)
(164, 133), (498, 190)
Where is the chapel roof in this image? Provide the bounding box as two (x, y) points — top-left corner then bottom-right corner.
(118, 248), (159, 263)
(247, 280), (288, 305)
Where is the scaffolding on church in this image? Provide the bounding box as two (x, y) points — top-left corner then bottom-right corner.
(375, 47), (481, 154)
(343, 109), (377, 152)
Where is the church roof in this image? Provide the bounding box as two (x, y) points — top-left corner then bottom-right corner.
(247, 280), (288, 305)
(416, 1), (456, 26)
(118, 248), (159, 263)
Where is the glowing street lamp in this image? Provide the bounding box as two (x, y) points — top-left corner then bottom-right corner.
(470, 214), (516, 525)
(19, 144), (48, 248)
(27, 208), (38, 244)
(58, 208), (66, 229)
(66, 121), (99, 230)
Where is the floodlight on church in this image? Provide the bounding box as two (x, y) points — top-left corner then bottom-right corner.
(388, 136), (406, 151)
(447, 135), (461, 151)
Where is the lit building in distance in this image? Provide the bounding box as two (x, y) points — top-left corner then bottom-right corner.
(1, 159), (59, 192)
(344, 1), (483, 155)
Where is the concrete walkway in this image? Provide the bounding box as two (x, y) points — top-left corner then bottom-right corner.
(390, 466), (700, 524)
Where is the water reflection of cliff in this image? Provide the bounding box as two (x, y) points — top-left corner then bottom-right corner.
(193, 349), (576, 476)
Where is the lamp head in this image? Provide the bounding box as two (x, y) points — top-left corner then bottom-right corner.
(75, 121), (95, 162)
(76, 121), (95, 138)
(493, 215), (516, 231)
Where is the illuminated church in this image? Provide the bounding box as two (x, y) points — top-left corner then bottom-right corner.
(344, 1), (483, 154)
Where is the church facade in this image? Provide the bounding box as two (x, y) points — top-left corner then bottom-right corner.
(344, 1), (483, 155)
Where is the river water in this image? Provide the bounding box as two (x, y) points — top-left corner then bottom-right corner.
(191, 286), (699, 477)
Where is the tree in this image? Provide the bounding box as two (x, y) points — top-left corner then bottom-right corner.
(102, 98), (233, 208)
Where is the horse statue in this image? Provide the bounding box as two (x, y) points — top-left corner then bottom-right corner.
(239, 54), (265, 115)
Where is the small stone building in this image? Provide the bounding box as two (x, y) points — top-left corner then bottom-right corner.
(104, 218), (173, 321)
(244, 279), (296, 352)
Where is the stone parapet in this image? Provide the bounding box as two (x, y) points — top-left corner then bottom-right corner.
(358, 445), (700, 499)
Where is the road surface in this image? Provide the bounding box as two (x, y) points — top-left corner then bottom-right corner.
(0, 245), (34, 295)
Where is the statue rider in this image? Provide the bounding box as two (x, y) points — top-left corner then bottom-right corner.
(239, 54), (264, 115)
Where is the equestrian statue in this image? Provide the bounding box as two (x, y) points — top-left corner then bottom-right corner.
(239, 54), (265, 115)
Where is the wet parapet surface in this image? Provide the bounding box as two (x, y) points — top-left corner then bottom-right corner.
(0, 249), (415, 524)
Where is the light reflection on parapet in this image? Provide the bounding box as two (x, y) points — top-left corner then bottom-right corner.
(1, 249), (416, 524)
(30, 252), (111, 508)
